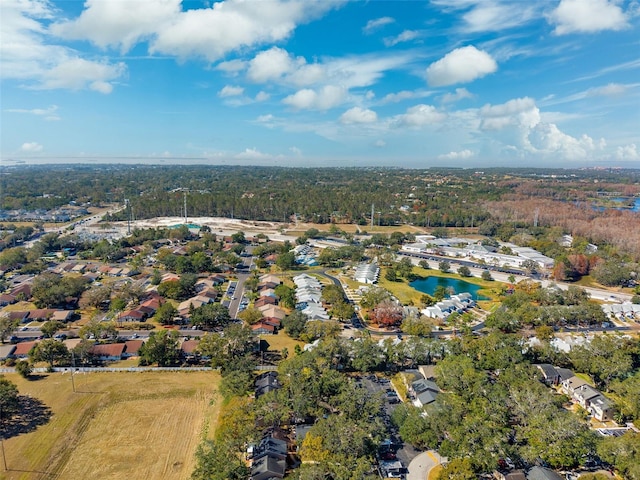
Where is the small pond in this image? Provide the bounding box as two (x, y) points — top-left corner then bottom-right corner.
(410, 276), (490, 300)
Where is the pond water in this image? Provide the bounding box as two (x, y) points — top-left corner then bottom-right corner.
(410, 276), (490, 300)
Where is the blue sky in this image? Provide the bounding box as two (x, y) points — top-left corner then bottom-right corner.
(1, 0), (639, 168)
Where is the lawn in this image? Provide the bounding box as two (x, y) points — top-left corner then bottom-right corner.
(260, 330), (304, 352)
(2, 370), (221, 480)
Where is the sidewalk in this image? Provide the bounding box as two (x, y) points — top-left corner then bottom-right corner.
(407, 450), (446, 480)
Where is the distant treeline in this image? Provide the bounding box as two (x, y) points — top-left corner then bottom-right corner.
(1, 164), (639, 256)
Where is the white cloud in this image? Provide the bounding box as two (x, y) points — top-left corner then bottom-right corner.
(374, 139), (386, 148)
(426, 46), (497, 87)
(289, 146), (302, 156)
(394, 104), (447, 127)
(216, 59), (247, 75)
(339, 107), (378, 124)
(432, 0), (541, 32)
(480, 97), (539, 131)
(528, 123), (601, 160)
(283, 85), (347, 110)
(462, 2), (539, 32)
(548, 0), (629, 34)
(287, 63), (326, 87)
(153, 1), (341, 62)
(438, 149), (474, 160)
(616, 144), (639, 160)
(479, 96), (605, 160)
(6, 104), (60, 120)
(256, 114), (275, 123)
(37, 58), (126, 93)
(235, 147), (272, 160)
(52, 0), (180, 52)
(247, 47), (298, 82)
(21, 141), (43, 152)
(381, 90), (433, 104)
(383, 30), (420, 47)
(363, 16), (395, 34)
(440, 87), (474, 103)
(1, 0), (126, 93)
(255, 91), (270, 102)
(54, 0), (343, 62)
(587, 83), (629, 97)
(218, 85), (244, 97)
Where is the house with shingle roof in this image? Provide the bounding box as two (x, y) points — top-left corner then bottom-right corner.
(89, 343), (126, 361)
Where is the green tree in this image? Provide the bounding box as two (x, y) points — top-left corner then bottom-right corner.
(359, 286), (391, 310)
(274, 284), (296, 308)
(438, 260), (451, 273)
(330, 300), (355, 321)
(276, 251), (296, 270)
(190, 440), (249, 480)
(153, 302), (178, 325)
(150, 268), (163, 285)
(282, 310), (308, 339)
(0, 314), (18, 343)
(40, 320), (64, 338)
(481, 270), (493, 281)
(29, 338), (69, 369)
(457, 265), (471, 277)
(437, 458), (476, 480)
(597, 431), (640, 480)
(0, 376), (20, 421)
(237, 307), (263, 325)
(321, 284), (345, 305)
(139, 330), (180, 366)
(191, 303), (231, 330)
(15, 360), (32, 378)
(401, 315), (432, 337)
(592, 260), (632, 287)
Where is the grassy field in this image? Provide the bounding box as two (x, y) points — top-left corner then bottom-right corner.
(1, 371), (221, 480)
(260, 330), (304, 352)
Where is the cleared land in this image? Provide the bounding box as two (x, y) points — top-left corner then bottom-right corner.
(2, 371), (221, 480)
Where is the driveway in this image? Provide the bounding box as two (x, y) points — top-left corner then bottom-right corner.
(407, 450), (446, 480)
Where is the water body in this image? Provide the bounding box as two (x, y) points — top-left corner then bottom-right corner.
(410, 276), (490, 301)
(593, 197), (640, 212)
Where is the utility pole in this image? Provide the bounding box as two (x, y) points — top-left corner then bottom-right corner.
(125, 199), (131, 235)
(71, 351), (76, 393)
(183, 191), (187, 224)
(371, 203), (374, 229)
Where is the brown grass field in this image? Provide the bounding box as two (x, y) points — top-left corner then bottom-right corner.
(1, 371), (221, 480)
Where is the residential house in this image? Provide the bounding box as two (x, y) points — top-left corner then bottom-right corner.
(589, 394), (615, 422)
(180, 339), (200, 361)
(251, 455), (286, 480)
(0, 294), (16, 306)
(89, 343), (126, 361)
(535, 364), (574, 386)
(13, 341), (38, 359)
(257, 305), (287, 320)
(411, 379), (440, 408)
(259, 274), (282, 285)
(527, 467), (563, 480)
(123, 340), (144, 358)
(4, 311), (29, 323)
(0, 344), (16, 361)
(252, 322), (276, 335)
(255, 371), (281, 398)
(561, 376), (589, 397)
(255, 296), (277, 309)
(119, 309), (146, 322)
